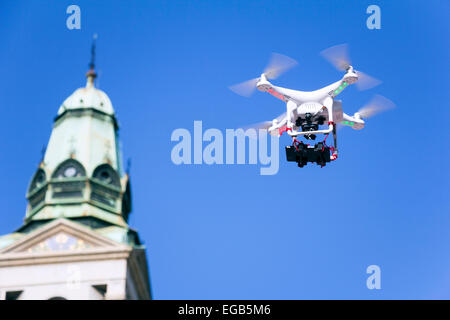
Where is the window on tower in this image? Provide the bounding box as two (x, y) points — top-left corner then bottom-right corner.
(92, 164), (120, 187)
(90, 164), (121, 209)
(52, 159), (86, 179)
(29, 169), (47, 192)
(51, 159), (86, 200)
(27, 169), (48, 210)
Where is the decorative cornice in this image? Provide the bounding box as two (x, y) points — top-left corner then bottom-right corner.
(0, 247), (131, 267)
(54, 107), (119, 130)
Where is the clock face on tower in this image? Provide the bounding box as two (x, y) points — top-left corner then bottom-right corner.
(63, 166), (77, 178)
(52, 159), (86, 179)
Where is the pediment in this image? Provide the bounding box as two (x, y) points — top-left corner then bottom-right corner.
(24, 232), (94, 253)
(0, 218), (128, 254)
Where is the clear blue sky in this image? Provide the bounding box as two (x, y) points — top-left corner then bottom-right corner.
(0, 0), (448, 299)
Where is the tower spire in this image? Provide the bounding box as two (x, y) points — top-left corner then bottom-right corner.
(86, 34), (98, 88)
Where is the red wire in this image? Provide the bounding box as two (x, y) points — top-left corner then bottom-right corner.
(322, 133), (329, 151)
(293, 138), (299, 151)
(322, 133), (336, 157)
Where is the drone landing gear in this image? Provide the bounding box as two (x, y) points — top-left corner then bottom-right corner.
(285, 140), (331, 168)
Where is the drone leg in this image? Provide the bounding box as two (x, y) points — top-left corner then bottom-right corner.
(333, 125), (337, 150)
(322, 97), (338, 161)
(331, 125), (338, 160)
(286, 100), (297, 129)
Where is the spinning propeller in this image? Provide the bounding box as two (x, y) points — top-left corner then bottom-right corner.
(355, 94), (396, 119)
(239, 111), (288, 138)
(320, 43), (382, 91)
(229, 53), (298, 97)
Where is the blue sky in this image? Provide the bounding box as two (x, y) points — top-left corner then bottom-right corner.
(0, 0), (449, 299)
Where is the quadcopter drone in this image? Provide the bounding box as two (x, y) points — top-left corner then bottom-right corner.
(229, 44), (395, 168)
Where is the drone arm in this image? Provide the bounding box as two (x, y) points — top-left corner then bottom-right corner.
(341, 112), (365, 130)
(256, 75), (288, 102)
(259, 74), (350, 105)
(321, 79), (343, 93)
(257, 75), (309, 103)
(266, 86), (289, 102)
(267, 114), (288, 130)
(327, 78), (352, 98)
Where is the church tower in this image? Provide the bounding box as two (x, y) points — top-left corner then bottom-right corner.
(0, 42), (151, 300)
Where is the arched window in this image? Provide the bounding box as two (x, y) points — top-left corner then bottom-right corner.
(92, 164), (120, 187)
(90, 164), (121, 208)
(51, 160), (86, 200)
(27, 169), (48, 210)
(52, 159), (86, 179)
(28, 169), (47, 193)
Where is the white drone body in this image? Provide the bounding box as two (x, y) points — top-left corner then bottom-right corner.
(230, 44), (395, 164)
(256, 67), (364, 137)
